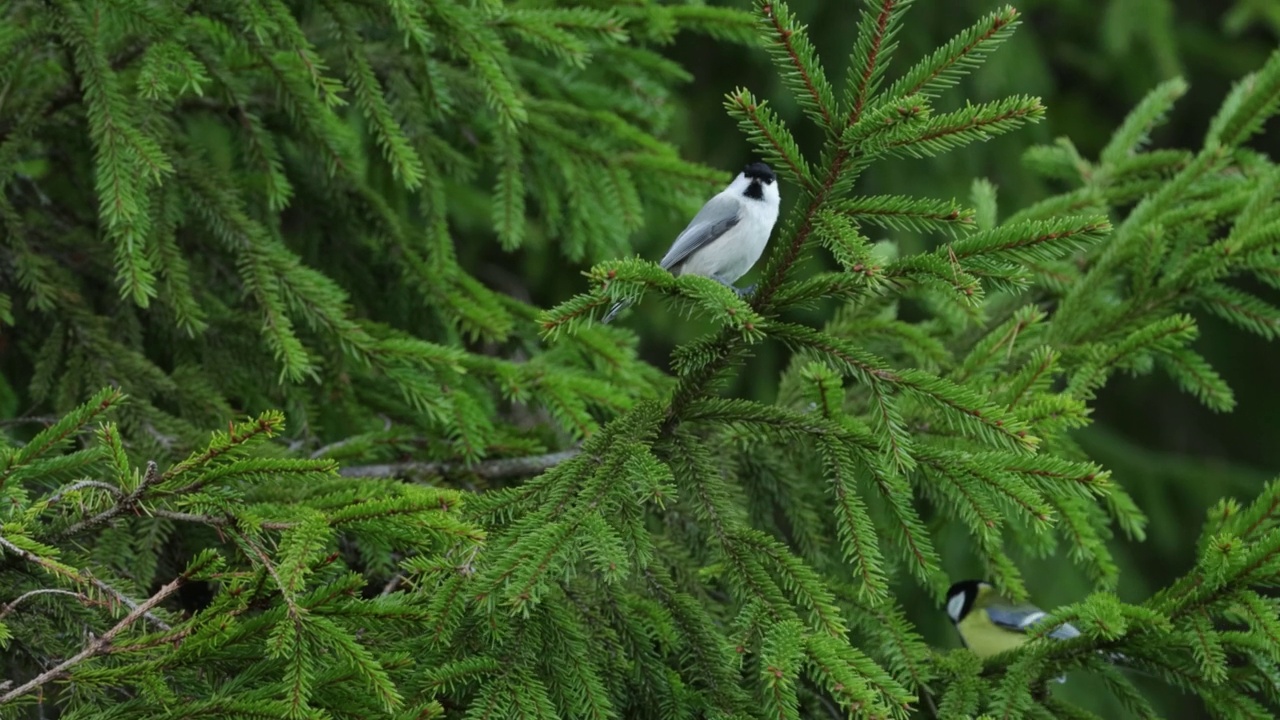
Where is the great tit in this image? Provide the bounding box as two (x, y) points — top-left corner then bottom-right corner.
(946, 579), (1132, 685)
(601, 161), (780, 323)
(945, 579), (1082, 660)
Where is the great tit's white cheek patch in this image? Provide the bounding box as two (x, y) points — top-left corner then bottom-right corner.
(946, 594), (966, 622)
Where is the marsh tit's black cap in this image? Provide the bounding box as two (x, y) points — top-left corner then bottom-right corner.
(742, 162), (776, 184)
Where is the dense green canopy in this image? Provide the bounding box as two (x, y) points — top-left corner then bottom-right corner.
(1, 1), (1279, 718)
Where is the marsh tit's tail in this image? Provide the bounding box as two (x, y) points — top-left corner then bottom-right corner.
(600, 300), (632, 324)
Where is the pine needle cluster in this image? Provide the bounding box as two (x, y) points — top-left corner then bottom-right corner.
(3, 0), (1280, 719)
(0, 0), (753, 461)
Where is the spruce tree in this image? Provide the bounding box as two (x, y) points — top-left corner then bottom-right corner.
(2, 0), (1280, 718)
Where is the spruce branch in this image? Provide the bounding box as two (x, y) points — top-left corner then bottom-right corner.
(0, 533), (82, 585)
(1207, 47), (1280, 148)
(945, 215), (1111, 265)
(759, 0), (836, 130)
(53, 460), (163, 538)
(846, 0), (910, 125)
(0, 560), (201, 705)
(42, 479), (124, 505)
(162, 412), (290, 489)
(834, 194), (975, 236)
(150, 509), (294, 531)
(665, 4), (760, 45)
(727, 89), (817, 191)
(0, 588), (94, 621)
(1101, 77), (1188, 165)
(308, 427), (386, 460)
(878, 6), (1019, 103)
(0, 45), (145, 143)
(84, 576), (173, 632)
(0, 534), (170, 632)
(816, 436), (890, 601)
(0, 386), (122, 490)
(6, 0), (1280, 715)
(885, 95), (1046, 159)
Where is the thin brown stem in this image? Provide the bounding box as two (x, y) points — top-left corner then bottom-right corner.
(151, 509), (294, 531)
(44, 479), (124, 505)
(0, 589), (92, 620)
(0, 535), (171, 632)
(849, 0), (899, 125)
(762, 4), (832, 127)
(0, 570), (188, 705)
(55, 461), (163, 538)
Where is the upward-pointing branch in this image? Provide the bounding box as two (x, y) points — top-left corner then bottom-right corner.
(848, 0), (902, 125)
(762, 1), (834, 128)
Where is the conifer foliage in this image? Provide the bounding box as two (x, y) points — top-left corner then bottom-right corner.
(3, 0), (1280, 718)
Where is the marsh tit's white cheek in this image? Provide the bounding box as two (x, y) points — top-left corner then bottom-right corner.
(763, 181), (781, 206)
(946, 594), (966, 623)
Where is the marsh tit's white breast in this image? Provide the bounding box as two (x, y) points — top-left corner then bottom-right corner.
(671, 166), (780, 283)
(599, 161), (780, 324)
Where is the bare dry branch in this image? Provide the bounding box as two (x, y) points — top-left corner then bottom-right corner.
(0, 589), (92, 621)
(0, 534), (171, 632)
(44, 479), (124, 505)
(338, 448), (579, 482)
(0, 570), (188, 705)
(151, 509), (294, 531)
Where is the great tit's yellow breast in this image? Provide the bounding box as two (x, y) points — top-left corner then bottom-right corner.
(956, 610), (1032, 658)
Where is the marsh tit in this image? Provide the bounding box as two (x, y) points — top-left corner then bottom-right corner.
(601, 161), (780, 323)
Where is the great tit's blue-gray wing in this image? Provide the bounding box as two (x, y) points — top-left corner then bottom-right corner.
(985, 605), (1082, 640)
(986, 602), (1125, 683)
(658, 194), (742, 271)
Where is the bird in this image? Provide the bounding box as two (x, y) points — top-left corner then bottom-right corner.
(600, 161), (780, 324)
(945, 579), (1090, 681)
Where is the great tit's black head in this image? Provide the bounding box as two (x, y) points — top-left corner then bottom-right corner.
(945, 579), (987, 623)
(742, 161), (776, 185)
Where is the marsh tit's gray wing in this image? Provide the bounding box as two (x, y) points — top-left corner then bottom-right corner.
(658, 194), (742, 271)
